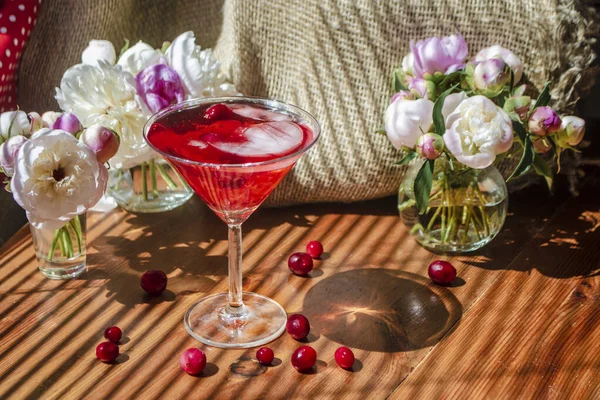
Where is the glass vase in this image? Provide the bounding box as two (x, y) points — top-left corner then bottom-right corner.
(106, 158), (193, 213)
(398, 157), (508, 253)
(30, 214), (87, 279)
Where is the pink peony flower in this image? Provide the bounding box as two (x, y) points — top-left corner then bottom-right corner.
(416, 133), (444, 160)
(51, 113), (83, 134)
(410, 34), (468, 78)
(80, 124), (120, 163)
(136, 63), (185, 113)
(528, 106), (561, 137)
(474, 45), (523, 84)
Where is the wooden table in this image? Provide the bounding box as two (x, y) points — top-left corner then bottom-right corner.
(1, 176), (599, 399)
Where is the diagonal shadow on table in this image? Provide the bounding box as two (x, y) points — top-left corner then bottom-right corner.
(302, 268), (463, 352)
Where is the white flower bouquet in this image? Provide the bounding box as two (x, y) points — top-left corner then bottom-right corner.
(54, 31), (237, 211)
(0, 109), (119, 269)
(383, 34), (586, 252)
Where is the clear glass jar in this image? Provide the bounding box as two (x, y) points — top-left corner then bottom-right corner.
(30, 214), (87, 279)
(106, 158), (193, 213)
(399, 157), (508, 253)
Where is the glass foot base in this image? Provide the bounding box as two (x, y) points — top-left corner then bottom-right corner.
(184, 292), (287, 349)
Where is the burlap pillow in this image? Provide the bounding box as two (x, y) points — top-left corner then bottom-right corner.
(18, 0), (599, 206)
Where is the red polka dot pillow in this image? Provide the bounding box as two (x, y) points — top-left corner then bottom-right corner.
(0, 0), (39, 112)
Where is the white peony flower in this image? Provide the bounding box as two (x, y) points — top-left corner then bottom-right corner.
(117, 41), (162, 76)
(444, 95), (513, 169)
(55, 61), (151, 169)
(384, 98), (434, 149)
(474, 45), (523, 85)
(441, 92), (468, 121)
(0, 110), (32, 141)
(11, 130), (107, 230)
(165, 31), (238, 98)
(82, 40), (117, 66)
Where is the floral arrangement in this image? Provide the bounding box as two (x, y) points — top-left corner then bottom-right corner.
(0, 109), (119, 259)
(53, 31), (237, 203)
(383, 34), (586, 250)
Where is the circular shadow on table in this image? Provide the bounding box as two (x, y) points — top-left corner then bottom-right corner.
(302, 268), (462, 353)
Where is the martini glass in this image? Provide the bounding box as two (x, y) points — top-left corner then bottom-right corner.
(143, 97), (320, 348)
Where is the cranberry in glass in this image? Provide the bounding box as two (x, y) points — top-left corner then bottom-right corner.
(104, 326), (122, 343)
(96, 341), (119, 363)
(180, 348), (207, 375)
(334, 346), (355, 369)
(427, 260), (457, 285)
(203, 103), (231, 120)
(286, 314), (310, 340)
(291, 346), (317, 372)
(288, 252), (313, 275)
(141, 270), (168, 295)
(306, 240), (324, 259)
(256, 347), (275, 365)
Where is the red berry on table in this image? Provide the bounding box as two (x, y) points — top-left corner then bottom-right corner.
(286, 314), (310, 340)
(427, 260), (457, 285)
(141, 270), (168, 295)
(204, 103), (231, 120)
(334, 346), (355, 369)
(180, 348), (207, 375)
(306, 240), (324, 259)
(104, 326), (122, 343)
(96, 341), (119, 363)
(291, 346), (317, 372)
(288, 252), (313, 275)
(256, 347), (275, 365)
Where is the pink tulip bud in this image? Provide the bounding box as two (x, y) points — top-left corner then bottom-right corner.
(555, 116), (585, 147)
(80, 124), (120, 163)
(0, 135), (28, 177)
(528, 106), (561, 137)
(52, 113), (83, 134)
(416, 133), (444, 160)
(532, 138), (552, 154)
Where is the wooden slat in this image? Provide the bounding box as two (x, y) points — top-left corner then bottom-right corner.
(390, 188), (600, 399)
(0, 182), (591, 399)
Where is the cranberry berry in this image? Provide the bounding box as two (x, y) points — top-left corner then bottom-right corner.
(256, 347), (275, 365)
(334, 346), (355, 369)
(141, 270), (168, 295)
(286, 314), (310, 340)
(288, 252), (313, 275)
(104, 326), (122, 343)
(427, 260), (457, 285)
(291, 346), (317, 372)
(204, 103), (231, 120)
(306, 240), (324, 259)
(96, 341), (119, 363)
(180, 348), (207, 375)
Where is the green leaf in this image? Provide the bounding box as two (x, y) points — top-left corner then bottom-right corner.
(508, 135), (534, 181)
(533, 82), (551, 109)
(392, 68), (408, 92)
(432, 84), (458, 135)
(447, 156), (454, 171)
(532, 153), (553, 189)
(414, 159), (434, 214)
(161, 41), (171, 54)
(393, 151), (418, 165)
(118, 39), (130, 58)
(512, 121), (527, 143)
(509, 69), (515, 93)
(375, 128), (386, 135)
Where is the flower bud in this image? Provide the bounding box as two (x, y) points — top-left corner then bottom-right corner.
(408, 78), (434, 99)
(81, 40), (116, 66)
(503, 96), (531, 121)
(555, 115), (585, 147)
(416, 133), (444, 160)
(390, 90), (415, 103)
(0, 110), (30, 141)
(401, 52), (414, 76)
(528, 106), (561, 137)
(0, 135), (27, 176)
(41, 111), (62, 128)
(80, 124), (120, 163)
(27, 112), (46, 134)
(473, 58), (509, 96)
(532, 138), (552, 154)
(51, 113), (82, 134)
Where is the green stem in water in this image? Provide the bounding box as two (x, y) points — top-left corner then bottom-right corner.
(150, 159), (159, 197)
(156, 163), (178, 190)
(67, 219), (82, 254)
(141, 162), (149, 201)
(112, 169), (124, 191)
(427, 203), (443, 231)
(47, 229), (61, 261)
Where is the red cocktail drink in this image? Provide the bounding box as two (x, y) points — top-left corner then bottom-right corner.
(144, 98), (320, 348)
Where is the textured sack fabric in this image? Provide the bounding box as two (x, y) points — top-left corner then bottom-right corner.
(17, 0), (599, 206)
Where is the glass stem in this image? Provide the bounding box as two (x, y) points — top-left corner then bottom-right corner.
(227, 224), (244, 309)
